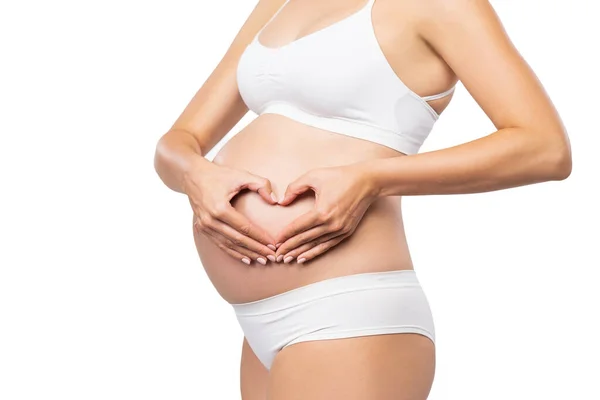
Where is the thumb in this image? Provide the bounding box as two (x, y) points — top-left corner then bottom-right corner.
(278, 174), (315, 206)
(242, 173), (278, 205)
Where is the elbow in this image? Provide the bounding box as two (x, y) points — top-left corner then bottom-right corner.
(154, 131), (175, 179)
(153, 135), (166, 175)
(550, 149), (572, 181)
(543, 133), (572, 182)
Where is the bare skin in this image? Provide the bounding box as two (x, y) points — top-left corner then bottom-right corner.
(240, 338), (269, 400)
(154, 0), (571, 398)
(268, 334), (435, 400)
(242, 333), (435, 400)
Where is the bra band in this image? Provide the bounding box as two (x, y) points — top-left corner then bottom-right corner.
(421, 85), (456, 102)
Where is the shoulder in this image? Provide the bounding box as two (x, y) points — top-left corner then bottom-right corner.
(410, 0), (502, 31)
(249, 0), (289, 29)
(256, 0), (288, 13)
(408, 0), (512, 61)
(407, 0), (502, 31)
(413, 0), (494, 15)
(375, 0), (499, 35)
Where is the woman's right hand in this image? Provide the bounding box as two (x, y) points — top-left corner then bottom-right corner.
(183, 162), (278, 265)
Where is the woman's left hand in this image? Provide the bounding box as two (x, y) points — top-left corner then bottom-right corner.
(273, 162), (380, 264)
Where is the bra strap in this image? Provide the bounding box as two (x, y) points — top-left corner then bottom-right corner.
(421, 85), (456, 101)
(256, 0), (292, 37)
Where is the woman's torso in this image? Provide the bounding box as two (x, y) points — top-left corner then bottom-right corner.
(193, 0), (455, 304)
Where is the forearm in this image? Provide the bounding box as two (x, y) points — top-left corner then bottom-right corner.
(153, 129), (214, 194)
(367, 127), (572, 197)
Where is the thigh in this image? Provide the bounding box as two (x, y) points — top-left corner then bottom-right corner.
(241, 337), (269, 400)
(267, 333), (436, 400)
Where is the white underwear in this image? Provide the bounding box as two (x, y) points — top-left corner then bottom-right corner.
(230, 269), (435, 370)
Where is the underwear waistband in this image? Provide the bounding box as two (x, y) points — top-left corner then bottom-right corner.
(231, 269), (421, 316)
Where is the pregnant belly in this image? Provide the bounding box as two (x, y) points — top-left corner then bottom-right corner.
(193, 114), (414, 304)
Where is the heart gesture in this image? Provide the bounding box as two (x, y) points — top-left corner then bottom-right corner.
(273, 162), (380, 264)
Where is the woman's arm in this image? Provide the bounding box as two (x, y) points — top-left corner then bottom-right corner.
(272, 0), (572, 263)
(153, 0), (289, 264)
(366, 0), (572, 198)
(154, 0), (287, 194)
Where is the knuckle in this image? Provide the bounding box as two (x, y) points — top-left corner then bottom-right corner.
(283, 231), (296, 241)
(224, 248), (239, 258)
(345, 223), (357, 235)
(198, 214), (212, 227)
(293, 233), (306, 244)
(231, 236), (246, 248)
(192, 218), (201, 230)
(303, 249), (318, 259)
(238, 225), (252, 236)
(330, 238), (342, 247)
(331, 220), (345, 232)
(340, 223), (353, 234)
(314, 243), (327, 253)
(216, 242), (227, 251)
(316, 210), (330, 223)
(211, 203), (228, 218)
(319, 239), (336, 252)
(308, 239), (320, 249)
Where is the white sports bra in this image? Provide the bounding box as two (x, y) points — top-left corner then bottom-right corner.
(236, 0), (456, 155)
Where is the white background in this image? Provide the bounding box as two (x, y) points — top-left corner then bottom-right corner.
(1, 0), (598, 399)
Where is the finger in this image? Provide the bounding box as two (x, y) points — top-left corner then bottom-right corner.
(209, 230), (254, 265)
(194, 222), (254, 264)
(205, 225), (270, 265)
(193, 217), (205, 236)
(275, 224), (330, 260)
(216, 204), (277, 248)
(279, 230), (345, 263)
(295, 235), (347, 264)
(211, 217), (275, 262)
(278, 174), (316, 206)
(197, 212), (275, 262)
(273, 209), (323, 245)
(239, 174), (278, 205)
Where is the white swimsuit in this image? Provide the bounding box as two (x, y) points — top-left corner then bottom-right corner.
(231, 0), (442, 370)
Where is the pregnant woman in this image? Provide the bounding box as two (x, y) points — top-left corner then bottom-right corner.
(154, 0), (572, 398)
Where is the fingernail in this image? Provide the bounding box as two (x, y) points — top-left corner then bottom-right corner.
(241, 258), (251, 265)
(257, 257), (267, 265)
(275, 243), (282, 248)
(284, 256), (294, 264)
(267, 255), (276, 262)
(267, 244), (277, 251)
(297, 258), (306, 264)
(276, 255), (284, 262)
(270, 192), (277, 203)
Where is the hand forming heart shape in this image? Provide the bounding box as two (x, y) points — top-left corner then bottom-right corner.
(269, 162), (380, 264)
(189, 160), (379, 266)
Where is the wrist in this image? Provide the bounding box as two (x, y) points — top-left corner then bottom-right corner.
(359, 157), (400, 198)
(182, 156), (214, 195)
(355, 159), (385, 199)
